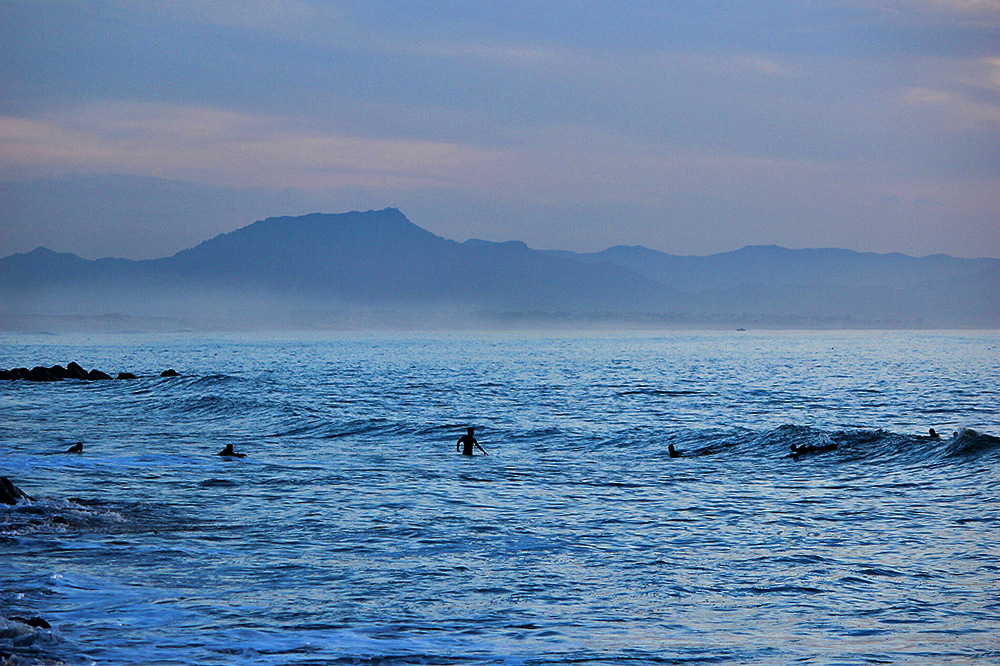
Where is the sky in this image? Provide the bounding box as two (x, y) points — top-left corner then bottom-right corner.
(1, 1), (998, 260)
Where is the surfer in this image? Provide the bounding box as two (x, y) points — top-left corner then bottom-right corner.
(217, 444), (246, 458)
(789, 442), (837, 458)
(668, 444), (682, 458)
(928, 428), (941, 440)
(457, 427), (488, 456)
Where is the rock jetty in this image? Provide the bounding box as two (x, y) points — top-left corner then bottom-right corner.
(0, 362), (180, 381)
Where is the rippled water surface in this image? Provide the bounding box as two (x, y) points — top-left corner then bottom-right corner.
(2, 330), (999, 665)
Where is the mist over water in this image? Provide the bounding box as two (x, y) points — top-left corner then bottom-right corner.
(2, 330), (999, 664)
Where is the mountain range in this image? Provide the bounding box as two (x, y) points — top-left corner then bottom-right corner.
(1, 208), (997, 330)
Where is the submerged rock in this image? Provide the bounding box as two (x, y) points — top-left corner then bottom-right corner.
(161, 369), (180, 377)
(0, 477), (32, 505)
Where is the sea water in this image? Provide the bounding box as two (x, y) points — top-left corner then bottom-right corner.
(1, 330), (998, 665)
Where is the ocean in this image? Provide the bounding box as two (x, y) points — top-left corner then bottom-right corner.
(1, 330), (998, 665)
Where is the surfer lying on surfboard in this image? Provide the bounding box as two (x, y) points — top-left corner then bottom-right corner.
(789, 442), (837, 459)
(217, 443), (247, 458)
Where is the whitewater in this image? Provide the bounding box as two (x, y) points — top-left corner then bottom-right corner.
(1, 329), (998, 665)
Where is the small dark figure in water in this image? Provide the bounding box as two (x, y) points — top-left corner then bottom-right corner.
(668, 444), (682, 458)
(457, 427), (488, 456)
(789, 442), (837, 459)
(65, 442), (83, 454)
(928, 428), (941, 440)
(217, 444), (246, 458)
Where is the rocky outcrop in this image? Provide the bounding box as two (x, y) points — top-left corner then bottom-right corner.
(0, 362), (145, 381)
(0, 477), (32, 505)
(9, 616), (51, 629)
(65, 361), (88, 379)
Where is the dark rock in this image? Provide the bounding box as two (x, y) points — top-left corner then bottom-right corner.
(2, 362), (138, 382)
(2, 367), (30, 380)
(65, 361), (89, 379)
(0, 477), (32, 505)
(27, 366), (61, 381)
(161, 369), (180, 377)
(10, 616), (51, 629)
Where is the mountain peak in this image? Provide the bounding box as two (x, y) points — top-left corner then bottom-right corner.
(170, 208), (445, 264)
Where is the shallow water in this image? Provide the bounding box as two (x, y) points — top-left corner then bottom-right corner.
(2, 330), (999, 664)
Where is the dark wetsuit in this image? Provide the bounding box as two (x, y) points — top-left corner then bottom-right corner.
(790, 443), (837, 458)
(458, 434), (478, 456)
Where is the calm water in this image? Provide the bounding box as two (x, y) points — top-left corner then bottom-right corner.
(1, 330), (999, 665)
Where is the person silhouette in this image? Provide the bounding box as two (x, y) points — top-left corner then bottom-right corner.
(457, 427), (488, 456)
(928, 428), (941, 440)
(789, 442), (837, 458)
(217, 443), (246, 458)
(668, 443), (682, 458)
(65, 442), (83, 453)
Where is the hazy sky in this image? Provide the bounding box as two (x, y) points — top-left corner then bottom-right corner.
(2, 1), (998, 259)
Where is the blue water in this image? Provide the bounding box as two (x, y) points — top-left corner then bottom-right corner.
(2, 330), (999, 665)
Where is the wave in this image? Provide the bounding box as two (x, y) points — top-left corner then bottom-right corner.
(664, 424), (1000, 464)
(271, 417), (419, 440)
(617, 387), (708, 397)
(0, 491), (180, 541)
(168, 393), (266, 419)
(251, 415), (1000, 465)
(0, 496), (128, 537)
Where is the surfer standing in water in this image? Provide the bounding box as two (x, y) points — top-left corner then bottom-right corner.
(457, 427), (488, 456)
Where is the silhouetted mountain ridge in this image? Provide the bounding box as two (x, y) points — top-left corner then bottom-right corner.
(1, 208), (996, 329)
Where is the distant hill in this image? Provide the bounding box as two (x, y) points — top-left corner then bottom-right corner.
(1, 208), (997, 330)
(550, 244), (1000, 328)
